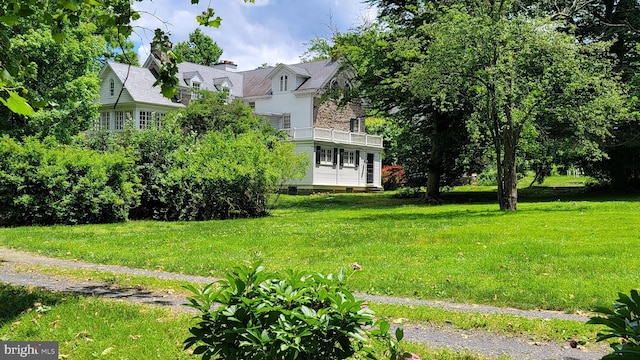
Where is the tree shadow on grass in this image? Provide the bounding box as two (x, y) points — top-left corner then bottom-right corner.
(0, 283), (68, 326)
(0, 280), (196, 329)
(275, 187), (637, 214)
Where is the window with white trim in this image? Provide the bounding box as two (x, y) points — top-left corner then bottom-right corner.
(154, 112), (165, 128)
(320, 147), (332, 164)
(139, 111), (152, 129)
(114, 111), (127, 131)
(350, 118), (362, 133)
(279, 74), (288, 92)
(191, 81), (201, 99)
(283, 114), (291, 129)
(109, 79), (115, 96)
(98, 111), (110, 130)
(343, 150), (357, 167)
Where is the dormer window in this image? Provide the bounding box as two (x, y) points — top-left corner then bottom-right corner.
(279, 74), (288, 92)
(191, 81), (201, 99)
(109, 79), (115, 96)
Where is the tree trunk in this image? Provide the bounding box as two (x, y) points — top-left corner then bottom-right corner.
(498, 128), (518, 211)
(425, 113), (448, 203)
(426, 167), (442, 200)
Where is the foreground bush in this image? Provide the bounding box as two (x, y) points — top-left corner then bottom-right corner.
(0, 135), (139, 226)
(588, 290), (640, 359)
(184, 264), (416, 360)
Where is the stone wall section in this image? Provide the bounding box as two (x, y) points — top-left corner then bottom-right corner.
(314, 98), (366, 132)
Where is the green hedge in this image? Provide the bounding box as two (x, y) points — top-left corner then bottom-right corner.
(157, 131), (276, 220)
(0, 136), (139, 226)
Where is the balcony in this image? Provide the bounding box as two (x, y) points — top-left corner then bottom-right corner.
(284, 127), (383, 148)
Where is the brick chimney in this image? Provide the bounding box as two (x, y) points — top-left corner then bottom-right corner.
(151, 41), (173, 63)
(213, 60), (238, 72)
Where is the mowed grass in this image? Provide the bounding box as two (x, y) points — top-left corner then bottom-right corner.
(0, 284), (193, 359)
(1, 185), (639, 312)
(0, 284), (494, 360)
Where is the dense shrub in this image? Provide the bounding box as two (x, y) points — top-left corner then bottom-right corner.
(0, 135), (139, 226)
(117, 123), (186, 220)
(84, 113), (307, 221)
(477, 170), (498, 186)
(161, 132), (278, 220)
(184, 264), (416, 360)
(382, 165), (407, 191)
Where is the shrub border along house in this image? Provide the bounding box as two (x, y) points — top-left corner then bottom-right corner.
(0, 135), (139, 226)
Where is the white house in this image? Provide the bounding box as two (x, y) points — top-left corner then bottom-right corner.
(97, 54), (383, 193)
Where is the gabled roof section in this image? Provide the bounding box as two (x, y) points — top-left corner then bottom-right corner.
(183, 71), (202, 83)
(213, 77), (233, 90)
(240, 59), (342, 98)
(102, 62), (183, 107)
(266, 63), (311, 79)
(177, 62), (244, 97)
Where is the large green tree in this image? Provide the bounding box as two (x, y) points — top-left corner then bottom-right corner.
(410, 4), (624, 210)
(0, 0), (253, 115)
(519, 0), (640, 189)
(173, 28), (223, 66)
(1, 17), (105, 142)
(335, 11), (482, 200)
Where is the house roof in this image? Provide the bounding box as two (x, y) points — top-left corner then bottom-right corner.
(177, 62), (244, 97)
(240, 59), (342, 98)
(100, 58), (343, 104)
(104, 62), (184, 107)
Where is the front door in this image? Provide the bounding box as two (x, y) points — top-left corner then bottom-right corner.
(366, 153), (374, 184)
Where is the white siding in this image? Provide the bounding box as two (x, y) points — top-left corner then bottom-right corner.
(288, 143), (382, 189)
(254, 94), (313, 129)
(288, 143), (314, 185)
(294, 75), (307, 89)
(98, 70), (133, 105)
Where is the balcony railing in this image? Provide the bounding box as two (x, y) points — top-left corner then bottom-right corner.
(284, 127), (383, 148)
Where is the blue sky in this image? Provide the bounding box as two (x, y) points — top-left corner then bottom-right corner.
(131, 0), (377, 71)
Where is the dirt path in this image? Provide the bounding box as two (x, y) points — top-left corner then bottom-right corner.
(0, 247), (610, 360)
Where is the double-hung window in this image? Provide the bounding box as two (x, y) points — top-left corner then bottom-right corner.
(283, 114), (291, 129)
(114, 111), (127, 131)
(343, 150), (357, 167)
(321, 148), (332, 164)
(316, 146), (339, 166)
(191, 81), (201, 99)
(317, 147), (332, 165)
(279, 74), (288, 92)
(98, 111), (110, 130)
(139, 111), (152, 129)
(154, 112), (165, 128)
(350, 118), (361, 133)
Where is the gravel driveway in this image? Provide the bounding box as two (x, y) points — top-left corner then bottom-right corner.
(0, 247), (611, 360)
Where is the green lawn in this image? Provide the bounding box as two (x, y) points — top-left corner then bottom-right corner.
(1, 185), (638, 312)
(0, 284), (493, 360)
(0, 284), (193, 359)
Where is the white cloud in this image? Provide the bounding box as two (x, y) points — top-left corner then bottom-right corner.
(130, 0), (375, 70)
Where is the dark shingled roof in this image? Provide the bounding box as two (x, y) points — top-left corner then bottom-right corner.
(240, 59), (341, 98)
